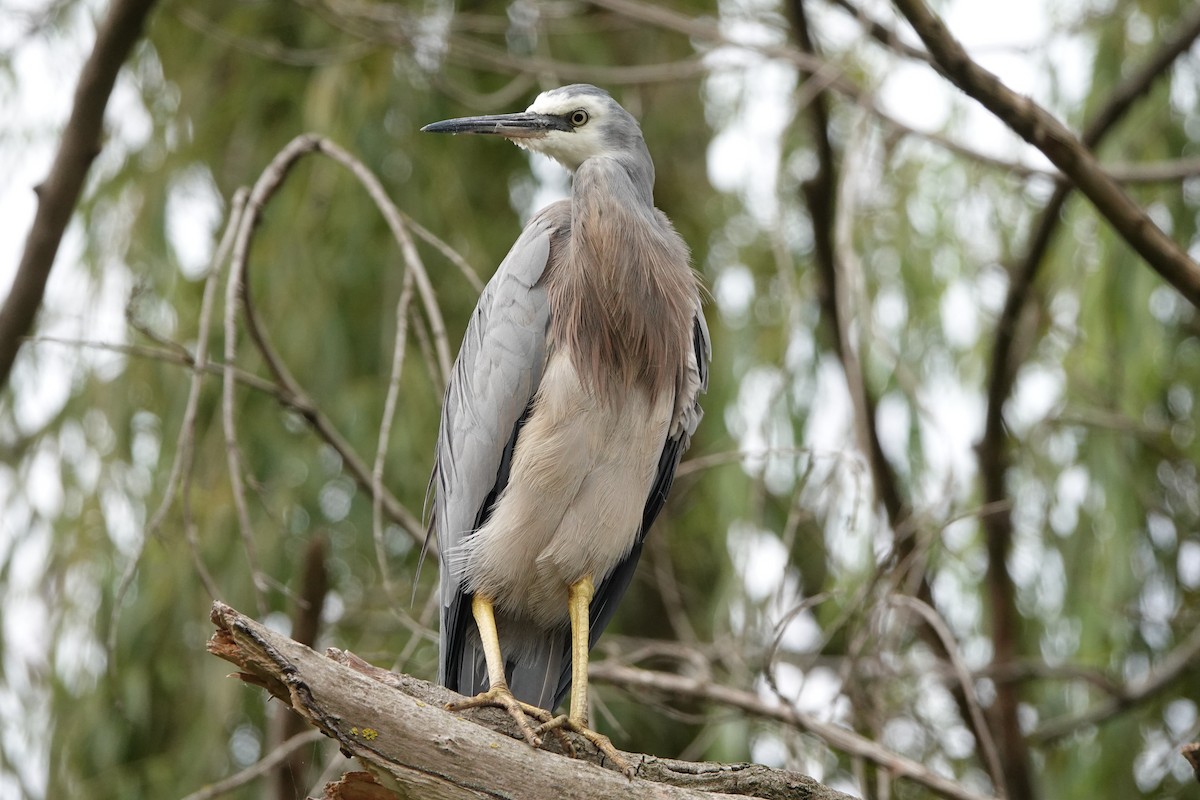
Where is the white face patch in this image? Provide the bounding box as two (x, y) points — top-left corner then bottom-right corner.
(520, 91), (613, 171)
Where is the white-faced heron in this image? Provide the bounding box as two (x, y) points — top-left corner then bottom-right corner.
(422, 84), (710, 773)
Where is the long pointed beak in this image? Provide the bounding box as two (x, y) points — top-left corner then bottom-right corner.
(420, 112), (569, 139)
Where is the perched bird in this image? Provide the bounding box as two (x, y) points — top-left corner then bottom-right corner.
(423, 84), (709, 772)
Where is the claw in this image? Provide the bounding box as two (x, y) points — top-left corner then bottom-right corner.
(447, 684), (552, 747)
(535, 714), (634, 777)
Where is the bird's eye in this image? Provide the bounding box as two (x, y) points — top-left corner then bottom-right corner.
(568, 109), (589, 127)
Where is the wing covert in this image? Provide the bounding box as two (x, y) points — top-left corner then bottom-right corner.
(433, 201), (571, 689)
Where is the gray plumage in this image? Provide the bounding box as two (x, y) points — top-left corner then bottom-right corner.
(425, 84), (710, 712)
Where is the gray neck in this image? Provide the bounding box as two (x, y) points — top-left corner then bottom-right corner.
(616, 147), (656, 208)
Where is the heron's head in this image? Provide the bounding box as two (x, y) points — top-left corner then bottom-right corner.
(421, 84), (646, 172)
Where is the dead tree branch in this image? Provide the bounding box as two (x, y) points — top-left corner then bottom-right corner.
(205, 602), (852, 800)
(0, 0), (158, 388)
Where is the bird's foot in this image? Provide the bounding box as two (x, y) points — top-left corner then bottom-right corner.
(534, 715), (633, 777)
(446, 685), (551, 747)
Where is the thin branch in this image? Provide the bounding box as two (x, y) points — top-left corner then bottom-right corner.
(146, 188), (248, 538)
(315, 137), (452, 388)
(399, 211), (485, 293)
(29, 336), (283, 396)
(37, 332), (424, 546)
(325, 0), (710, 86)
(1032, 619), (1200, 744)
(591, 662), (1000, 800)
(176, 6), (375, 67)
(430, 71), (537, 119)
(674, 446), (812, 478)
(0, 0), (158, 389)
(891, 0), (1200, 306)
(1106, 156), (1200, 184)
(222, 134), (426, 545)
(889, 595), (1006, 798)
(446, 32), (710, 86)
(826, 0), (931, 63)
(109, 189), (247, 662)
(370, 248), (418, 603)
(180, 729), (325, 800)
(647, 533), (700, 646)
(225, 162), (276, 614)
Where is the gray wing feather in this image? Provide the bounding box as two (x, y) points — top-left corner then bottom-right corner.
(433, 201), (570, 691)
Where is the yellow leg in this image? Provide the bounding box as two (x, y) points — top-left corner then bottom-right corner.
(534, 575), (634, 777)
(472, 593), (510, 693)
(446, 594), (551, 746)
(568, 574), (594, 724)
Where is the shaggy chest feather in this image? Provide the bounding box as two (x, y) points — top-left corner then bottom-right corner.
(546, 164), (697, 401)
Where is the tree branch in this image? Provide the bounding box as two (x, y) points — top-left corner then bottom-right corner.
(787, 0), (908, 543)
(0, 0), (158, 389)
(890, 0), (1200, 307)
(1030, 618), (1200, 744)
(590, 662), (1000, 800)
(223, 134), (430, 547)
(181, 729), (325, 800)
(205, 602), (852, 800)
(825, 0), (931, 63)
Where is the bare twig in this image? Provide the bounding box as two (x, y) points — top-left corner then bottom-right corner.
(108, 189), (248, 662)
(176, 6), (375, 67)
(647, 533), (700, 645)
(147, 188), (249, 537)
(221, 134), (427, 545)
(825, 0), (930, 62)
(889, 595), (1006, 798)
(30, 336), (282, 396)
(591, 662), (1000, 800)
(37, 329), (433, 549)
(399, 211), (485, 293)
(370, 252), (418, 602)
(1032, 619), (1200, 744)
(315, 137), (452, 387)
(225, 152), (286, 614)
(0, 0), (158, 388)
